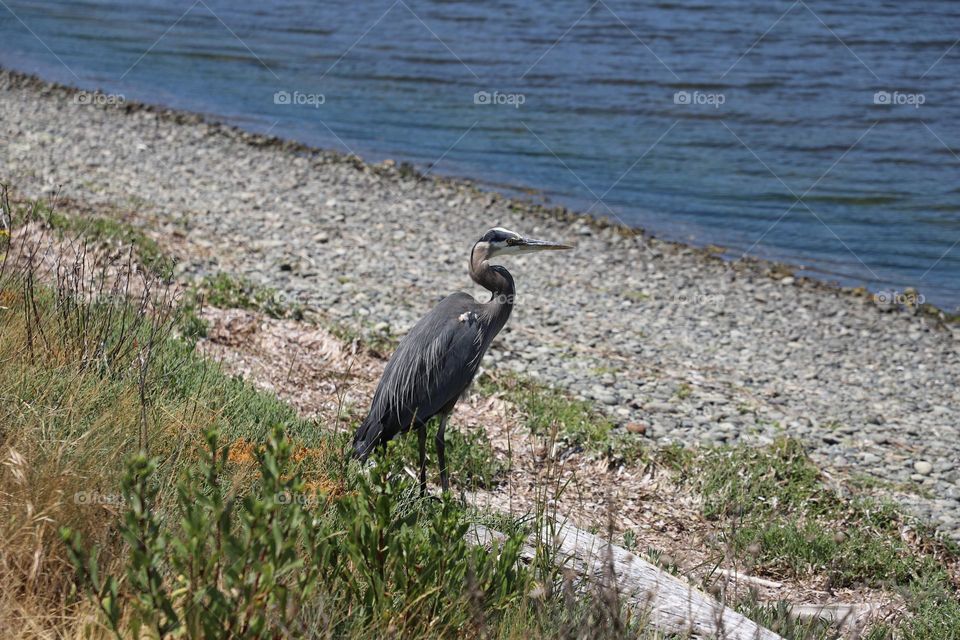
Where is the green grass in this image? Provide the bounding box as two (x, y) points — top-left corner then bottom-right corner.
(326, 319), (399, 357)
(687, 440), (926, 585)
(388, 417), (506, 489)
(850, 472), (935, 499)
(0, 253), (539, 638)
(665, 439), (960, 635)
(198, 271), (303, 320)
(735, 594), (892, 640)
(0, 260), (341, 636)
(62, 426), (534, 638)
(0, 270), (673, 636)
(19, 197), (174, 278)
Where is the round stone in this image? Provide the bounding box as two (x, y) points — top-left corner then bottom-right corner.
(914, 460), (933, 475)
(625, 422), (647, 435)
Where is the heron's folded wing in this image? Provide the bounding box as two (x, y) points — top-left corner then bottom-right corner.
(371, 293), (485, 427)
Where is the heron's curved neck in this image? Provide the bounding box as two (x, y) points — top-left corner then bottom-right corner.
(470, 260), (513, 296)
(469, 248), (515, 332)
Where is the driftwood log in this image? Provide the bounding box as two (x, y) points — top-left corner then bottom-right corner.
(468, 520), (784, 640)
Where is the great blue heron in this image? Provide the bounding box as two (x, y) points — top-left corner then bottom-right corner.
(352, 227), (572, 494)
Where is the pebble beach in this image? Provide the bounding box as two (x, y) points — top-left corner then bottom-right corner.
(2, 69), (959, 539)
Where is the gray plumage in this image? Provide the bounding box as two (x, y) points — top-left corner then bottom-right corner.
(352, 227), (571, 493)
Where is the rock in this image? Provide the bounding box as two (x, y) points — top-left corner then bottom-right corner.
(645, 401), (674, 413)
(914, 460), (933, 475)
(625, 422), (647, 435)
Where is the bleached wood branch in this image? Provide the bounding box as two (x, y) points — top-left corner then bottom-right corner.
(468, 520), (784, 640)
(717, 569), (784, 590)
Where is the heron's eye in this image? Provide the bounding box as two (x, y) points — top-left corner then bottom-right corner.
(506, 237), (520, 246)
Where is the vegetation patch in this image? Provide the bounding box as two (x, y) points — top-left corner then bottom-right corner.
(4, 191), (960, 638)
(62, 426), (531, 638)
(480, 373), (646, 465)
(0, 266), (662, 637)
(388, 419), (506, 489)
(665, 439), (960, 636)
(327, 319), (399, 358)
(16, 196), (174, 278)
(198, 271), (303, 320)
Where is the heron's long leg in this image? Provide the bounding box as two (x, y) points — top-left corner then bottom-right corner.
(417, 421), (427, 497)
(436, 413), (450, 493)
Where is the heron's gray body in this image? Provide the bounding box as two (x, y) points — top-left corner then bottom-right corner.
(352, 289), (511, 459)
(351, 227), (570, 492)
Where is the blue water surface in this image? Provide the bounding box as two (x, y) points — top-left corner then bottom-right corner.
(2, 0), (959, 307)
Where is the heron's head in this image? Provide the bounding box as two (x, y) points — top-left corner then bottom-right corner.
(472, 227), (572, 263)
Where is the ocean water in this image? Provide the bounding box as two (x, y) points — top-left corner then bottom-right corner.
(2, 0), (959, 308)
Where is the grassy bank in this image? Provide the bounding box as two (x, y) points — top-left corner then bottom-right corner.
(1, 190), (959, 638)
(0, 192), (652, 638)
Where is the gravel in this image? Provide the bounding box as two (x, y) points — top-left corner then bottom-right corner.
(1, 69), (958, 539)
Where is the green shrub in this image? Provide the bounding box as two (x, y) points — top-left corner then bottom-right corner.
(62, 425), (529, 638)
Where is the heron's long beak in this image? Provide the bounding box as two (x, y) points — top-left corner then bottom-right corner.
(516, 237), (573, 252)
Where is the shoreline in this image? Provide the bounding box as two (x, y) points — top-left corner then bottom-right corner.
(2, 66), (953, 320)
(2, 65), (959, 540)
